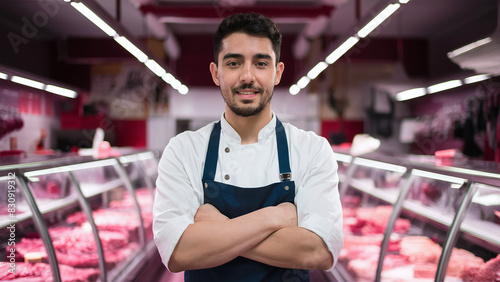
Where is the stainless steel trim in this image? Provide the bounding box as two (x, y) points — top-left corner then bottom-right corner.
(17, 174), (62, 282)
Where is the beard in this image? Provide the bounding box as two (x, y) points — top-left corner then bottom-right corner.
(223, 84), (273, 117)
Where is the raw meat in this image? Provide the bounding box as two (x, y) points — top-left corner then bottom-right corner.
(400, 236), (441, 263)
(0, 262), (99, 282)
(66, 209), (142, 240)
(408, 243), (485, 279)
(413, 262), (437, 278)
(462, 254), (500, 282)
(344, 205), (410, 235)
(8, 226), (135, 269)
(447, 248), (484, 277)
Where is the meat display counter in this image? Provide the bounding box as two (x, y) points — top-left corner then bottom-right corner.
(329, 152), (500, 282)
(0, 150), (159, 282)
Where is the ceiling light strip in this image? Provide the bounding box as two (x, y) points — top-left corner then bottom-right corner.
(427, 80), (462, 94)
(289, 84), (301, 95)
(114, 36), (148, 63)
(69, 1), (188, 95)
(357, 3), (401, 38)
(45, 85), (78, 98)
(396, 87), (426, 101)
(297, 76), (311, 89)
(464, 74), (491, 84)
(307, 62), (329, 80)
(396, 73), (495, 101)
(291, 0), (410, 95)
(325, 36), (360, 64)
(145, 59), (167, 77)
(447, 37), (492, 58)
(70, 2), (116, 37)
(11, 76), (45, 90)
(3, 70), (79, 98)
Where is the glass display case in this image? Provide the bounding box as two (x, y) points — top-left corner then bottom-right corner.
(0, 151), (159, 282)
(333, 150), (352, 184)
(330, 152), (500, 282)
(334, 154), (410, 282)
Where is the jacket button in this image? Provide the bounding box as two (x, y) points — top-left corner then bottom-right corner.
(224, 174), (230, 180)
(225, 147), (230, 153)
(284, 186), (289, 190)
(204, 182), (208, 188)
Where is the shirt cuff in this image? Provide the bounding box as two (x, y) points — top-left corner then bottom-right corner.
(299, 213), (344, 271)
(153, 214), (193, 272)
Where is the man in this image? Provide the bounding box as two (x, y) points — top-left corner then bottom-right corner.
(153, 12), (343, 282)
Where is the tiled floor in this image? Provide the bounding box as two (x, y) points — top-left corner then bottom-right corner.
(156, 269), (333, 282)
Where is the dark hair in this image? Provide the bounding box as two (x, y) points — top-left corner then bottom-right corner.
(213, 13), (282, 65)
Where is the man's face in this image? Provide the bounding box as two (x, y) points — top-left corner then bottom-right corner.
(210, 32), (284, 117)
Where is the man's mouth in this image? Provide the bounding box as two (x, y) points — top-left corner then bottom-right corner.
(237, 91), (258, 95)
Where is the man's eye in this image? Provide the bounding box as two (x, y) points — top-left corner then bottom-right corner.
(256, 62), (268, 67)
(227, 61), (240, 67)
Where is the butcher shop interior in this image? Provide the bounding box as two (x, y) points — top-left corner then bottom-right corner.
(1, 0), (500, 281)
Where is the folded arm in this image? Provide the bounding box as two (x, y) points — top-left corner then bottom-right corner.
(168, 202), (297, 272)
(187, 203), (333, 271)
(242, 226), (333, 270)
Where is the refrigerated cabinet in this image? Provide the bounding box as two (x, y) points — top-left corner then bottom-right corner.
(330, 152), (500, 282)
(0, 151), (159, 282)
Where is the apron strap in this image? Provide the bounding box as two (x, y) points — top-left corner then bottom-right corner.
(276, 118), (292, 181)
(203, 121), (221, 181)
(202, 118), (291, 182)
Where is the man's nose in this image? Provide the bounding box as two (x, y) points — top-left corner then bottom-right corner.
(240, 63), (255, 84)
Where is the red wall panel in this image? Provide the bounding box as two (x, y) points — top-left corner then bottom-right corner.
(112, 119), (147, 148)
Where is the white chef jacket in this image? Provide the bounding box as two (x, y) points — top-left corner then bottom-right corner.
(153, 113), (344, 271)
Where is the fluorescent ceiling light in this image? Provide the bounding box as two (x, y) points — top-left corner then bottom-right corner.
(178, 85), (189, 95)
(297, 76), (310, 89)
(45, 85), (78, 98)
(162, 73), (183, 92)
(307, 62), (328, 80)
(289, 84), (300, 95)
(114, 36), (148, 63)
(71, 2), (116, 37)
(11, 76), (45, 90)
(396, 87), (427, 101)
(145, 59), (167, 77)
(464, 74), (491, 84)
(0, 72), (8, 80)
(162, 73), (176, 84)
(170, 78), (182, 90)
(427, 80), (462, 94)
(399, 0), (410, 3)
(447, 37), (492, 58)
(412, 169), (466, 186)
(325, 36), (360, 64)
(357, 4), (401, 38)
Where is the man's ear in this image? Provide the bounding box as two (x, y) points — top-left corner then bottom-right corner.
(210, 62), (220, 86)
(275, 62), (284, 85)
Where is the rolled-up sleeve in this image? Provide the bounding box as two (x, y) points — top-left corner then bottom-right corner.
(153, 136), (201, 271)
(295, 136), (344, 270)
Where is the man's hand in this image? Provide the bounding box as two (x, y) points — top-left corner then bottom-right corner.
(194, 204), (228, 222)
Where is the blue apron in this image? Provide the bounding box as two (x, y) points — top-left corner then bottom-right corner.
(184, 118), (310, 282)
